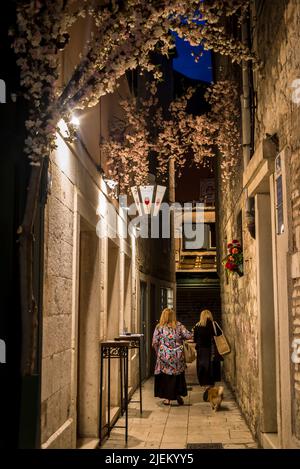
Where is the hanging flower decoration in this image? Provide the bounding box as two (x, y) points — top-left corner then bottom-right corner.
(205, 80), (241, 182)
(102, 80), (240, 194)
(11, 0), (256, 378)
(222, 240), (243, 276)
(10, 0), (256, 175)
(157, 80), (241, 182)
(101, 97), (151, 194)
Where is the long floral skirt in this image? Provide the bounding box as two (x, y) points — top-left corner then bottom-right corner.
(154, 372), (188, 400)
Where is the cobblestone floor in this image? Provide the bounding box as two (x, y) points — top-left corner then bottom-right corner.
(101, 364), (258, 450)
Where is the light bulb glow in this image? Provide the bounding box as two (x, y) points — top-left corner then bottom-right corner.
(70, 115), (80, 127)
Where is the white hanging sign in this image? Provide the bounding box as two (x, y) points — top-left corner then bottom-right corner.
(152, 185), (166, 216)
(131, 186), (143, 216)
(140, 185), (154, 215)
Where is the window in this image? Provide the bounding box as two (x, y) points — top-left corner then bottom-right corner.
(183, 223), (216, 250)
(236, 210), (244, 274)
(237, 211), (243, 247)
(199, 178), (215, 205)
(209, 223), (216, 249)
(160, 287), (173, 310)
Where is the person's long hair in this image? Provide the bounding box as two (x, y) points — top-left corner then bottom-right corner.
(157, 308), (177, 329)
(198, 309), (214, 327)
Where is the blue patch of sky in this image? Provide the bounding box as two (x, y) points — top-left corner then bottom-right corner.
(172, 32), (213, 83)
(170, 5), (213, 83)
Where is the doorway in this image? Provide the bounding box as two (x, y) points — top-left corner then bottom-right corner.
(107, 239), (120, 339)
(77, 218), (100, 444)
(106, 239), (120, 409)
(140, 281), (148, 380)
(150, 283), (157, 374)
(255, 193), (278, 440)
(124, 255), (132, 333)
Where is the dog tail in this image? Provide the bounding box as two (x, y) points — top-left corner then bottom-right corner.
(218, 386), (224, 397)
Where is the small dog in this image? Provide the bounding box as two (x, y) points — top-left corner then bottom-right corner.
(203, 386), (224, 411)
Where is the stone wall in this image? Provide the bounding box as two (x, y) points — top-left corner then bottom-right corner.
(41, 158), (75, 448)
(217, 0), (300, 445)
(291, 155), (300, 437)
(214, 42), (261, 435)
(37, 13), (148, 448)
(41, 126), (142, 447)
(253, 0), (300, 443)
(217, 172), (260, 437)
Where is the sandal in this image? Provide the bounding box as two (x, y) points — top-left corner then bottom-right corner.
(177, 396), (184, 405)
(163, 400), (171, 405)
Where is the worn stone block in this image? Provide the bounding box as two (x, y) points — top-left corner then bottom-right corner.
(42, 391), (61, 442)
(41, 394), (72, 447)
(41, 356), (54, 402)
(46, 234), (61, 277)
(59, 241), (73, 279)
(42, 315), (72, 358)
(52, 350), (72, 395)
(51, 162), (74, 211)
(47, 237), (73, 279)
(44, 275), (72, 316)
(48, 195), (74, 246)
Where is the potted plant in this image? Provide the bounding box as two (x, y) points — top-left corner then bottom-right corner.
(222, 239), (243, 277)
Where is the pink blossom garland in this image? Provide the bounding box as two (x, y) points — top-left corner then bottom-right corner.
(11, 0), (251, 175)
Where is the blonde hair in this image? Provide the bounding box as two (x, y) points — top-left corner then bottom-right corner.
(157, 308), (177, 329)
(198, 309), (214, 327)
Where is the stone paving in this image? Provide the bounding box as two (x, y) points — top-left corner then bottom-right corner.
(101, 364), (258, 450)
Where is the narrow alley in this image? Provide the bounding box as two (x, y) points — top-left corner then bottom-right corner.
(2, 0), (300, 458)
(98, 363), (257, 450)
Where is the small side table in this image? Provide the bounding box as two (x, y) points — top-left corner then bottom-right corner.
(99, 340), (130, 445)
(115, 334), (144, 414)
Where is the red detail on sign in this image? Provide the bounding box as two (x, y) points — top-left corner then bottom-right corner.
(144, 197), (150, 205)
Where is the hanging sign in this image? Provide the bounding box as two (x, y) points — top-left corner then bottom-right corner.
(131, 186), (143, 216)
(140, 185), (154, 215)
(152, 185), (166, 216)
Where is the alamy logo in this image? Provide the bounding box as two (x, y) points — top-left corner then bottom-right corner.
(96, 198), (205, 249)
(291, 79), (300, 105)
(0, 79), (6, 103)
(0, 339), (6, 363)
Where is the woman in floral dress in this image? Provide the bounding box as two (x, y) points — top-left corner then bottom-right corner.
(152, 308), (192, 405)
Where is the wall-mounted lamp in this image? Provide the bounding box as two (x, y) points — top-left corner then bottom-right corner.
(70, 114), (80, 127)
(131, 174), (166, 217)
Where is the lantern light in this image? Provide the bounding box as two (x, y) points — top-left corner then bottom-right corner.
(70, 115), (80, 127)
(131, 174), (166, 217)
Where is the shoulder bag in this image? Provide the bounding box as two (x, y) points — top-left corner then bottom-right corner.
(212, 321), (231, 356)
(183, 341), (196, 363)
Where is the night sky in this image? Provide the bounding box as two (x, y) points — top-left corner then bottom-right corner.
(172, 33), (213, 84)
(172, 33), (214, 203)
